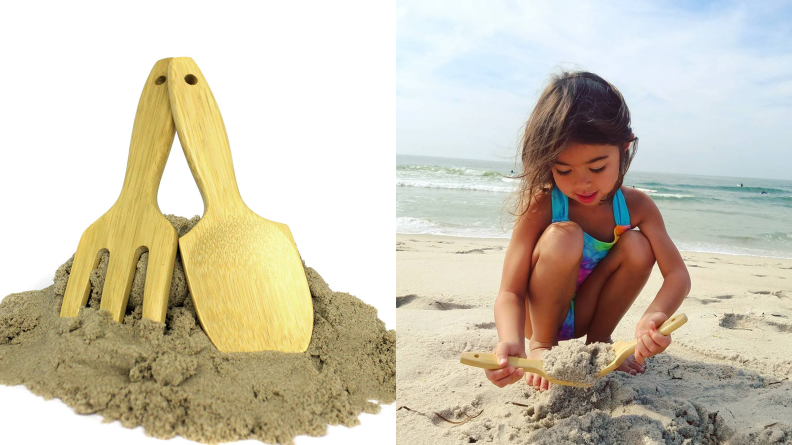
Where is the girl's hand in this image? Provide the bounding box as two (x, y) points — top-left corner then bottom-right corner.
(484, 341), (526, 388)
(634, 312), (672, 364)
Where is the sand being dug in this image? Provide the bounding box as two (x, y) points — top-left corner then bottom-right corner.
(0, 215), (395, 444)
(460, 370), (734, 444)
(456, 365), (792, 445)
(401, 351), (792, 445)
(542, 340), (614, 384)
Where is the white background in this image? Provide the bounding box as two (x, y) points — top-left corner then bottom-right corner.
(0, 1), (395, 444)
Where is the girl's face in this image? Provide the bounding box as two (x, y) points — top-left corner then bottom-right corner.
(552, 142), (626, 206)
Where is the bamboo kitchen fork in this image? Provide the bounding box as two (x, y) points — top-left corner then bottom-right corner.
(60, 58), (179, 323)
(168, 57), (313, 353)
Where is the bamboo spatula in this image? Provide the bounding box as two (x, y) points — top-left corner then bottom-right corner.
(596, 313), (687, 377)
(168, 57), (313, 353)
(460, 352), (591, 387)
(460, 313), (688, 387)
(60, 58), (179, 323)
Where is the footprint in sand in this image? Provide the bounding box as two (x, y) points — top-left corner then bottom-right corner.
(694, 297), (721, 305)
(456, 248), (489, 254)
(719, 313), (792, 333)
(396, 294), (418, 308)
(750, 290), (792, 299)
(396, 294), (473, 310)
(404, 239), (455, 245)
(455, 246), (504, 254)
(473, 322), (496, 330)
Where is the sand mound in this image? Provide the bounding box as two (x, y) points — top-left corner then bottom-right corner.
(542, 340), (615, 385)
(0, 215), (395, 445)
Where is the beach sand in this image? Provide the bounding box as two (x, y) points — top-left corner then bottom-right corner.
(396, 234), (792, 444)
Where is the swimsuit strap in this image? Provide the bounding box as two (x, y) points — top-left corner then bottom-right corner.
(612, 188), (631, 226)
(550, 185), (631, 226)
(550, 185), (569, 223)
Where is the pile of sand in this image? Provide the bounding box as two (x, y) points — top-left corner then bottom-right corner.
(400, 351), (791, 445)
(461, 360), (792, 444)
(542, 340), (614, 384)
(0, 215), (395, 444)
(461, 368), (733, 444)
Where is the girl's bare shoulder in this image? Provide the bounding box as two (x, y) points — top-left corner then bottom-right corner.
(514, 188), (554, 233)
(526, 187), (554, 218)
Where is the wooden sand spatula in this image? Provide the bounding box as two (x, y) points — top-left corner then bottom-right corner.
(168, 57), (313, 353)
(460, 352), (592, 388)
(596, 313), (687, 377)
(60, 58), (179, 323)
(460, 313), (688, 387)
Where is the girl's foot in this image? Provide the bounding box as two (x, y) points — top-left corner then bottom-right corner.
(616, 354), (646, 375)
(524, 347), (552, 392)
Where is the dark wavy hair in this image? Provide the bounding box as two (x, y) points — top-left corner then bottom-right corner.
(509, 70), (637, 222)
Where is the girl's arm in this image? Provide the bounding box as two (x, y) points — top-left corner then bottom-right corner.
(631, 190), (692, 362)
(486, 192), (551, 387)
(494, 192), (552, 349)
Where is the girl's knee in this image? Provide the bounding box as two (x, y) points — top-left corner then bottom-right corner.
(619, 230), (655, 270)
(536, 221), (584, 265)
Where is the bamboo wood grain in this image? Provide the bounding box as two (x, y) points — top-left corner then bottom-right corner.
(597, 313), (687, 377)
(460, 352), (592, 387)
(60, 58), (179, 323)
(168, 57), (313, 353)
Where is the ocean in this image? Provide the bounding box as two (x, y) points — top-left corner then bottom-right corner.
(397, 154), (792, 259)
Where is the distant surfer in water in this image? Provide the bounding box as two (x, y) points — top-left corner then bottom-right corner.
(761, 191), (768, 195)
(740, 183), (743, 187)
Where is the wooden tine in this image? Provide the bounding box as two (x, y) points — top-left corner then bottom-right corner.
(60, 233), (105, 317)
(60, 58), (178, 323)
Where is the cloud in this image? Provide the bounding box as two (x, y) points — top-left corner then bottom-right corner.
(397, 0), (792, 180)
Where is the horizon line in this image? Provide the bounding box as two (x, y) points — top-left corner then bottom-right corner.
(396, 152), (792, 183)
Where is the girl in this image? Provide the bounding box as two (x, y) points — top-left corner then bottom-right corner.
(485, 71), (691, 392)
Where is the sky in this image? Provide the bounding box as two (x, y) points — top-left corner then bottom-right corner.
(396, 1), (792, 181)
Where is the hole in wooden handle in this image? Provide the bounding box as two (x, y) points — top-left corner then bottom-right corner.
(184, 74), (198, 85)
(155, 76), (166, 85)
(474, 354), (479, 358)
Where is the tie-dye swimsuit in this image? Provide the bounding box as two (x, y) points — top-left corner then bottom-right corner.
(551, 185), (633, 341)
